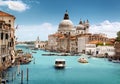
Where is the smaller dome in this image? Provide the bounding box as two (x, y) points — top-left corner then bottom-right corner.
(76, 24), (85, 30)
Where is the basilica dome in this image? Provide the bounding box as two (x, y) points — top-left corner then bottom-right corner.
(59, 20), (73, 30)
(58, 10), (73, 31)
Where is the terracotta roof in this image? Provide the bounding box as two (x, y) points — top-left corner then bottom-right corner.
(59, 36), (65, 39)
(88, 41), (101, 44)
(89, 40), (114, 45)
(70, 37), (76, 40)
(49, 33), (63, 38)
(54, 33), (63, 37)
(0, 11), (15, 19)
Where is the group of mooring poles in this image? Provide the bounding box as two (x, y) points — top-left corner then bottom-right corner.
(10, 67), (29, 84)
(10, 58), (35, 84)
(20, 68), (29, 84)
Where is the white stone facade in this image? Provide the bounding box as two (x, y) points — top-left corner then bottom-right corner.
(78, 36), (89, 53)
(35, 36), (47, 50)
(85, 44), (96, 55)
(96, 46), (115, 56)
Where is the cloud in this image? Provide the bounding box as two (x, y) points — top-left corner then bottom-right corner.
(89, 20), (120, 38)
(0, 0), (29, 12)
(15, 23), (58, 41)
(16, 20), (120, 41)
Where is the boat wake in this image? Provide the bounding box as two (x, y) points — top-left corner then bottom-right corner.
(65, 67), (72, 69)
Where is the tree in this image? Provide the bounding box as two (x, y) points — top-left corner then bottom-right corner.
(116, 31), (120, 42)
(114, 31), (120, 59)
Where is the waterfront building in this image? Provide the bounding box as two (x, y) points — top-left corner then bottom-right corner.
(88, 33), (109, 44)
(34, 36), (47, 50)
(96, 46), (115, 57)
(114, 42), (120, 59)
(88, 34), (115, 56)
(35, 36), (40, 48)
(77, 33), (114, 55)
(85, 44), (96, 55)
(48, 33), (59, 51)
(77, 34), (90, 53)
(69, 35), (77, 53)
(0, 11), (16, 70)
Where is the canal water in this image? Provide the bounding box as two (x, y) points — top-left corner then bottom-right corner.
(6, 44), (120, 84)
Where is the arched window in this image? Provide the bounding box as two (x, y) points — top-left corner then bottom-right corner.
(1, 32), (4, 40)
(5, 33), (9, 39)
(10, 38), (14, 47)
(9, 20), (11, 23)
(0, 23), (2, 29)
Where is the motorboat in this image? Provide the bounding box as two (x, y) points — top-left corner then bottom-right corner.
(78, 58), (88, 63)
(112, 60), (120, 63)
(54, 59), (65, 69)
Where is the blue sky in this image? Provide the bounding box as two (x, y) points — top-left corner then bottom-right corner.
(0, 0), (120, 41)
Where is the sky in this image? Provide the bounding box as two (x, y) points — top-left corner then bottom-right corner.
(0, 0), (120, 41)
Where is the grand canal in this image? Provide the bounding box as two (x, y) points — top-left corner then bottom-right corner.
(6, 44), (120, 84)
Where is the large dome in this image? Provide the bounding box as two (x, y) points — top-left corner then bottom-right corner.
(58, 10), (73, 31)
(58, 20), (73, 30)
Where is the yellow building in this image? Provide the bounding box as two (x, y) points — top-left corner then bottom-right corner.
(0, 11), (16, 70)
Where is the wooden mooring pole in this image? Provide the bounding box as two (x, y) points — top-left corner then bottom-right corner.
(34, 58), (35, 64)
(12, 72), (14, 81)
(27, 68), (29, 81)
(21, 70), (23, 84)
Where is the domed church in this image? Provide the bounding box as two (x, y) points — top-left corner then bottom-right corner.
(46, 10), (114, 55)
(58, 10), (89, 35)
(48, 10), (90, 53)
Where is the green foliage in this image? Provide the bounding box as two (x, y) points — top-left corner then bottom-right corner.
(96, 42), (103, 46)
(96, 42), (113, 46)
(117, 31), (120, 36)
(116, 31), (120, 42)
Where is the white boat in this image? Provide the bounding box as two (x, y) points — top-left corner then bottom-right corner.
(112, 60), (120, 63)
(78, 58), (88, 63)
(54, 59), (65, 69)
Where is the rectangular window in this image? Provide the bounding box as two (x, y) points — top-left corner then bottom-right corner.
(1, 33), (3, 40)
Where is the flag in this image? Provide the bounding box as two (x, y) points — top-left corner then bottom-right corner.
(16, 25), (18, 29)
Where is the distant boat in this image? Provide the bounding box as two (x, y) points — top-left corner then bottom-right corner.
(54, 59), (65, 69)
(32, 51), (37, 53)
(112, 60), (120, 63)
(42, 53), (56, 56)
(31, 48), (39, 50)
